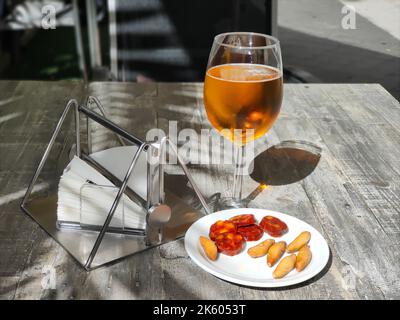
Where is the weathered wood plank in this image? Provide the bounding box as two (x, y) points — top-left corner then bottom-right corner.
(287, 84), (400, 299)
(0, 80), (85, 300)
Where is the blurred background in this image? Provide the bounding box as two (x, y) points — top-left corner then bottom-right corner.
(0, 0), (399, 99)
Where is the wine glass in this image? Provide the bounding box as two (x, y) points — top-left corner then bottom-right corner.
(203, 32), (283, 209)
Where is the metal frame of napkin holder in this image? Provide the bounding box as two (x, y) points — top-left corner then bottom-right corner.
(20, 96), (210, 270)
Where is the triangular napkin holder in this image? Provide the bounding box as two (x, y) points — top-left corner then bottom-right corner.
(21, 96), (210, 270)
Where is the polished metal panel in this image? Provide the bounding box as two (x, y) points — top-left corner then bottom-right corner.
(21, 97), (207, 270)
(22, 187), (203, 269)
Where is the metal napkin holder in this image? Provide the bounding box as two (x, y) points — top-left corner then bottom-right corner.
(21, 96), (210, 270)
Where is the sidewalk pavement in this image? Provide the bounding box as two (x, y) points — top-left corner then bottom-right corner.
(278, 0), (400, 100)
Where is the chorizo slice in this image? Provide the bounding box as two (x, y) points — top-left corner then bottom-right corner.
(209, 220), (236, 241)
(228, 214), (256, 227)
(260, 216), (288, 237)
(237, 224), (264, 241)
(214, 232), (245, 256)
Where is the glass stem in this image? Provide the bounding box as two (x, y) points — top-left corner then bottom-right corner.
(232, 145), (245, 201)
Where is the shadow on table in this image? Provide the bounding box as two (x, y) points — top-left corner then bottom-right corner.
(249, 140), (322, 187)
(162, 140), (323, 210)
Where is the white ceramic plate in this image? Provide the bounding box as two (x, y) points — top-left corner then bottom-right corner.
(184, 208), (330, 288)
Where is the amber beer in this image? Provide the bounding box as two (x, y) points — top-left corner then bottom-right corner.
(204, 63), (283, 145)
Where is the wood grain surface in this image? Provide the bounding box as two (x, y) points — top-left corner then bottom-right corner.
(0, 81), (399, 299)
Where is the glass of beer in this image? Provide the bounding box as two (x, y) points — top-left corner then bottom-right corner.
(204, 32), (283, 208)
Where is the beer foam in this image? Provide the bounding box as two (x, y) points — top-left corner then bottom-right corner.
(209, 64), (281, 82)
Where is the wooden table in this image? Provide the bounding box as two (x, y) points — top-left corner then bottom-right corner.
(0, 81), (399, 300)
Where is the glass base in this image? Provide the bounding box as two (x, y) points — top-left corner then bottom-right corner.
(215, 197), (248, 211)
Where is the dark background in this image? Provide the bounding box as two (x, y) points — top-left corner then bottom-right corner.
(0, 0), (399, 99)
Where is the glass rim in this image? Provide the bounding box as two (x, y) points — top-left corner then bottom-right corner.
(214, 32), (280, 50)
